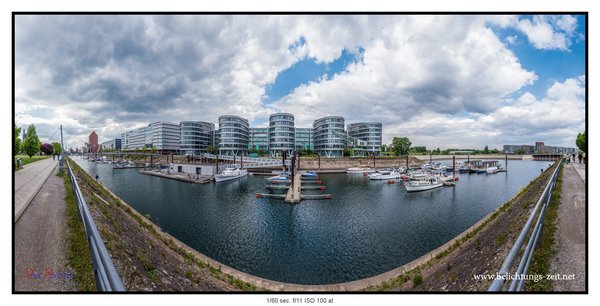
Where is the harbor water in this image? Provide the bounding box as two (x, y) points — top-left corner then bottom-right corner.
(74, 157), (551, 285)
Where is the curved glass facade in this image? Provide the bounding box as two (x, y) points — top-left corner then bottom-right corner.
(347, 122), (382, 156)
(269, 113), (295, 155)
(218, 115), (249, 155)
(180, 121), (215, 157)
(313, 116), (345, 157)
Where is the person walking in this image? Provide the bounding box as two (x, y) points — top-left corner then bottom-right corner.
(578, 153), (582, 164)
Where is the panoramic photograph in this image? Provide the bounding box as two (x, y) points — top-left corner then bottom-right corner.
(13, 14), (586, 295)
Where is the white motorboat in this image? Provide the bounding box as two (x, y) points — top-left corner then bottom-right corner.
(368, 170), (402, 180)
(486, 166), (499, 174)
(404, 177), (443, 192)
(265, 172), (290, 181)
(346, 165), (376, 174)
(407, 170), (428, 179)
(214, 167), (248, 183)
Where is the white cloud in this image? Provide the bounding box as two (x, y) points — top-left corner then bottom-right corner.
(506, 35), (518, 45)
(516, 15), (579, 51)
(14, 15), (583, 150)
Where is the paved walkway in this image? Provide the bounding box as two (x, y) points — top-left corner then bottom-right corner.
(549, 163), (586, 291)
(14, 167), (75, 291)
(14, 158), (58, 222)
(571, 161), (586, 183)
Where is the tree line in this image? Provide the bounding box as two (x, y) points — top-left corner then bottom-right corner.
(14, 124), (61, 158)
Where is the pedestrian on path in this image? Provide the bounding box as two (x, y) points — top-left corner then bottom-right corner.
(578, 154), (582, 164)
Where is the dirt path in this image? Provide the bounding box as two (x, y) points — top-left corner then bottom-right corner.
(14, 168), (75, 291)
(549, 163), (586, 291)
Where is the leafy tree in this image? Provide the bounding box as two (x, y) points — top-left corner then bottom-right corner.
(381, 144), (387, 153)
(392, 137), (412, 156)
(483, 145), (489, 154)
(23, 124), (41, 158)
(51, 142), (62, 155)
(206, 146), (219, 155)
(14, 124), (21, 156)
(343, 148), (353, 157)
(576, 131), (586, 152)
(151, 146), (157, 154)
(516, 148), (525, 155)
(134, 147), (140, 153)
(40, 143), (54, 155)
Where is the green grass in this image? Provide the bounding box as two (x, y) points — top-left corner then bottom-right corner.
(412, 274), (424, 287)
(66, 157), (260, 291)
(59, 171), (96, 291)
(14, 155), (51, 171)
(526, 164), (563, 291)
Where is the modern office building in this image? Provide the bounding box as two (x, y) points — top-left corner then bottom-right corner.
(122, 126), (148, 150)
(180, 121), (215, 157)
(269, 113), (295, 156)
(313, 116), (345, 157)
(213, 129), (220, 150)
(88, 131), (100, 153)
(148, 121), (181, 152)
(100, 139), (121, 151)
(295, 128), (313, 152)
(347, 122), (382, 156)
(249, 127), (269, 153)
(218, 115), (249, 156)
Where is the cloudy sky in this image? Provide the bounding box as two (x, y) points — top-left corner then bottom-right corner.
(14, 15), (585, 150)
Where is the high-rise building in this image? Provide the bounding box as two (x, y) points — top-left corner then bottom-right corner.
(149, 121), (181, 152)
(88, 131), (99, 153)
(294, 128), (313, 152)
(269, 113), (295, 156)
(249, 127), (269, 154)
(347, 122), (382, 156)
(218, 115), (249, 156)
(313, 116), (345, 157)
(180, 121), (215, 156)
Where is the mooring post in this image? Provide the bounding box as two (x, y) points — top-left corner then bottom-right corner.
(150, 153), (153, 166)
(453, 155), (456, 178)
(505, 154), (508, 172)
(318, 154), (321, 170)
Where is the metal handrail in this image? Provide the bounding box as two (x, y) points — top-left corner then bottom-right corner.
(488, 159), (562, 291)
(66, 159), (126, 291)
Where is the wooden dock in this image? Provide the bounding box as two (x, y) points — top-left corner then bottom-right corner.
(138, 170), (213, 184)
(284, 173), (302, 203)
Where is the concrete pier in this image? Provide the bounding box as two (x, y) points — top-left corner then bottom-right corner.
(284, 173), (301, 203)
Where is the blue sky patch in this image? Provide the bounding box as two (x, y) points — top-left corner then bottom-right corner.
(263, 47), (364, 104)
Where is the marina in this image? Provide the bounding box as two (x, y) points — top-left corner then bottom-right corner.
(73, 156), (553, 285)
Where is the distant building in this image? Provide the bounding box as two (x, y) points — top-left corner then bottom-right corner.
(313, 116), (345, 157)
(295, 128), (313, 152)
(149, 121), (181, 153)
(269, 113), (295, 156)
(122, 126), (149, 150)
(347, 122), (382, 156)
(218, 115), (249, 156)
(180, 121), (214, 156)
(249, 127), (269, 153)
(101, 139), (121, 151)
(88, 131), (100, 153)
(504, 143), (574, 154)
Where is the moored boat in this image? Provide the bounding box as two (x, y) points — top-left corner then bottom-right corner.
(214, 167), (248, 183)
(368, 169), (402, 180)
(346, 165), (376, 174)
(404, 177), (443, 192)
